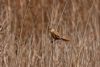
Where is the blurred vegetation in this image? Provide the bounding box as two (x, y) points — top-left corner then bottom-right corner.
(0, 0), (100, 67)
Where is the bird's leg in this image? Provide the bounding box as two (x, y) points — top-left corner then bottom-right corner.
(49, 33), (54, 43)
(51, 37), (54, 43)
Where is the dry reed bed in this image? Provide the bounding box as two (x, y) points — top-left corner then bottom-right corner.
(0, 0), (100, 67)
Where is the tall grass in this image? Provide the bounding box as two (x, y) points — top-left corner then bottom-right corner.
(0, 0), (100, 67)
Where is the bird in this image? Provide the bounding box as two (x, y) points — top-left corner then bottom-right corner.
(49, 28), (70, 42)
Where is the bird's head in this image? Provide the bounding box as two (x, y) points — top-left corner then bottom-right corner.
(49, 28), (55, 33)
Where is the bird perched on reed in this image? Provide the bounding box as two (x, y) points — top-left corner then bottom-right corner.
(49, 28), (70, 42)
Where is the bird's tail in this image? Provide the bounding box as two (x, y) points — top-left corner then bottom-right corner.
(60, 37), (70, 41)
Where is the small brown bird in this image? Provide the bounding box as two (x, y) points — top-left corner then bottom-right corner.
(49, 28), (70, 42)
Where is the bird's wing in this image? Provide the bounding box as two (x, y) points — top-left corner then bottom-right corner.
(51, 31), (60, 39)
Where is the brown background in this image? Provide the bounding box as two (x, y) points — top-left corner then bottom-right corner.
(0, 0), (100, 67)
